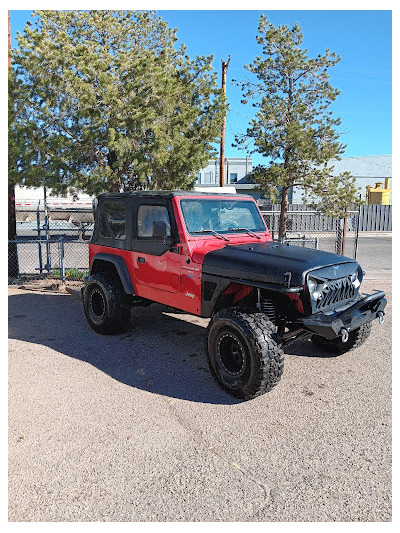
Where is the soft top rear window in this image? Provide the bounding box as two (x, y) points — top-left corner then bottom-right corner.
(98, 200), (126, 240)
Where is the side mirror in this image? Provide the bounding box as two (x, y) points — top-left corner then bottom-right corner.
(152, 220), (167, 239)
(163, 236), (175, 249)
(152, 220), (177, 250)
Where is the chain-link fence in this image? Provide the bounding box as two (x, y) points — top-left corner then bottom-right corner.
(9, 208), (94, 283)
(9, 204), (359, 285)
(258, 203), (359, 259)
(8, 237), (89, 283)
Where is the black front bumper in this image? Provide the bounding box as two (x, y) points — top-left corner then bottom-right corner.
(297, 291), (387, 340)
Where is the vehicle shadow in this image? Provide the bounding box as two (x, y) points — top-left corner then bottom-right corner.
(8, 290), (241, 405)
(283, 340), (341, 358)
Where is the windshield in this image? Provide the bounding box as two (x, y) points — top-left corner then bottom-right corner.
(180, 198), (267, 235)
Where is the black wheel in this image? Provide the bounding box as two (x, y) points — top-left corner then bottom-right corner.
(83, 273), (131, 335)
(206, 308), (284, 400)
(311, 322), (372, 355)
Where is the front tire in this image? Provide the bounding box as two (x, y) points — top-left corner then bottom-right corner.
(206, 308), (284, 400)
(311, 322), (372, 355)
(83, 273), (131, 335)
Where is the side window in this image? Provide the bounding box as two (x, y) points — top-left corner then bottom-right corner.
(99, 201), (126, 240)
(137, 205), (171, 239)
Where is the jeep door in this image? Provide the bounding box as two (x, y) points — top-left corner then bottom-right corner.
(132, 200), (181, 293)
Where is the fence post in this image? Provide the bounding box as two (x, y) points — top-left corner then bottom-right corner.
(60, 236), (66, 282)
(353, 209), (359, 260)
(36, 204), (43, 274)
(341, 207), (348, 256)
(43, 187), (51, 272)
(336, 219), (343, 255)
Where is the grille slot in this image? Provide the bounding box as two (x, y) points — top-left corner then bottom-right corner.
(316, 276), (356, 310)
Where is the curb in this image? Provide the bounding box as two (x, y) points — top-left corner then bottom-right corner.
(359, 232), (392, 237)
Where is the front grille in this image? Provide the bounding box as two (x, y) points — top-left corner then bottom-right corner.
(316, 276), (356, 310)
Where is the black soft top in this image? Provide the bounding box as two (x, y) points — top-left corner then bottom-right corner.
(97, 190), (253, 200)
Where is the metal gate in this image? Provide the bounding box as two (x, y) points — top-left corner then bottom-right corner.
(258, 204), (360, 259)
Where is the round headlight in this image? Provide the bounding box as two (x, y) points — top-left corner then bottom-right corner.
(307, 278), (317, 293)
(350, 271), (358, 282)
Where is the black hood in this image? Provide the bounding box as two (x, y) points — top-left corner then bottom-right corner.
(202, 241), (359, 287)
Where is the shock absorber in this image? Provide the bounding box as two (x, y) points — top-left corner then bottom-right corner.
(256, 289), (277, 324)
(261, 298), (277, 324)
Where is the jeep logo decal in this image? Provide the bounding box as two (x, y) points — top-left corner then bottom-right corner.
(185, 291), (195, 299)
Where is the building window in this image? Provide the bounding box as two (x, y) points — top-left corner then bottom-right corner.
(230, 173), (238, 184)
(195, 173), (201, 184)
(204, 172), (214, 184)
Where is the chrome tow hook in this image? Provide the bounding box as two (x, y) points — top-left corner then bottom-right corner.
(340, 328), (349, 343)
(378, 312), (385, 324)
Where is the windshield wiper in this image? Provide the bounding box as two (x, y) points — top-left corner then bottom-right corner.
(191, 229), (230, 241)
(230, 227), (262, 239)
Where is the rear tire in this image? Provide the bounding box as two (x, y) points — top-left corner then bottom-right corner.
(206, 308), (284, 400)
(83, 273), (131, 335)
(311, 322), (372, 355)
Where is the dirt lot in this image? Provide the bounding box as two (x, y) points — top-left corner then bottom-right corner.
(8, 258), (391, 521)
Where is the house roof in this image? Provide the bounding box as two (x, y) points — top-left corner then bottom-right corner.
(327, 155), (392, 178)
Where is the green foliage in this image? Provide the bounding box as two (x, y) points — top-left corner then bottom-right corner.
(235, 15), (362, 235)
(51, 267), (88, 280)
(9, 10), (224, 195)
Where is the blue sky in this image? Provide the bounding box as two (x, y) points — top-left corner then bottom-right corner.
(10, 9), (392, 167)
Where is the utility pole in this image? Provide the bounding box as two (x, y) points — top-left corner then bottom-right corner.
(219, 55), (230, 188)
(8, 10), (11, 69)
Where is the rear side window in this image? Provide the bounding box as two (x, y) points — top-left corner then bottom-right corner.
(99, 200), (126, 240)
(137, 205), (171, 238)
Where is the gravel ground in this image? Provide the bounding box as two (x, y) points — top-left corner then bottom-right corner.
(8, 247), (391, 522)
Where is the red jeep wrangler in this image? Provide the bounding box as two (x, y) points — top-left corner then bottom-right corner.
(83, 191), (386, 399)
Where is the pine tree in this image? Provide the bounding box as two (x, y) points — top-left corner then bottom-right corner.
(9, 10), (224, 196)
(235, 15), (361, 239)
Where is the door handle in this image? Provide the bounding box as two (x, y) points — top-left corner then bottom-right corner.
(138, 257), (145, 264)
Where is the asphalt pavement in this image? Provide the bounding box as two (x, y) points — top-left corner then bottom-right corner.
(8, 234), (392, 522)
(356, 233), (392, 281)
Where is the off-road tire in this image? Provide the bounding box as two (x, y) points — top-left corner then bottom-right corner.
(206, 308), (284, 400)
(83, 273), (131, 335)
(311, 322), (372, 355)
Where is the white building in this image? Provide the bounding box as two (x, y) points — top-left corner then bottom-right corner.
(194, 157), (253, 188)
(291, 155), (392, 204)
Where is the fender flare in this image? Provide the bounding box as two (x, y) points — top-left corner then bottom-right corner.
(89, 253), (135, 295)
(201, 273), (303, 318)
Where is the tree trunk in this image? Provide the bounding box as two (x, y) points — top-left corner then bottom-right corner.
(8, 11), (19, 278)
(107, 150), (121, 192)
(278, 185), (289, 241)
(278, 72), (293, 241)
